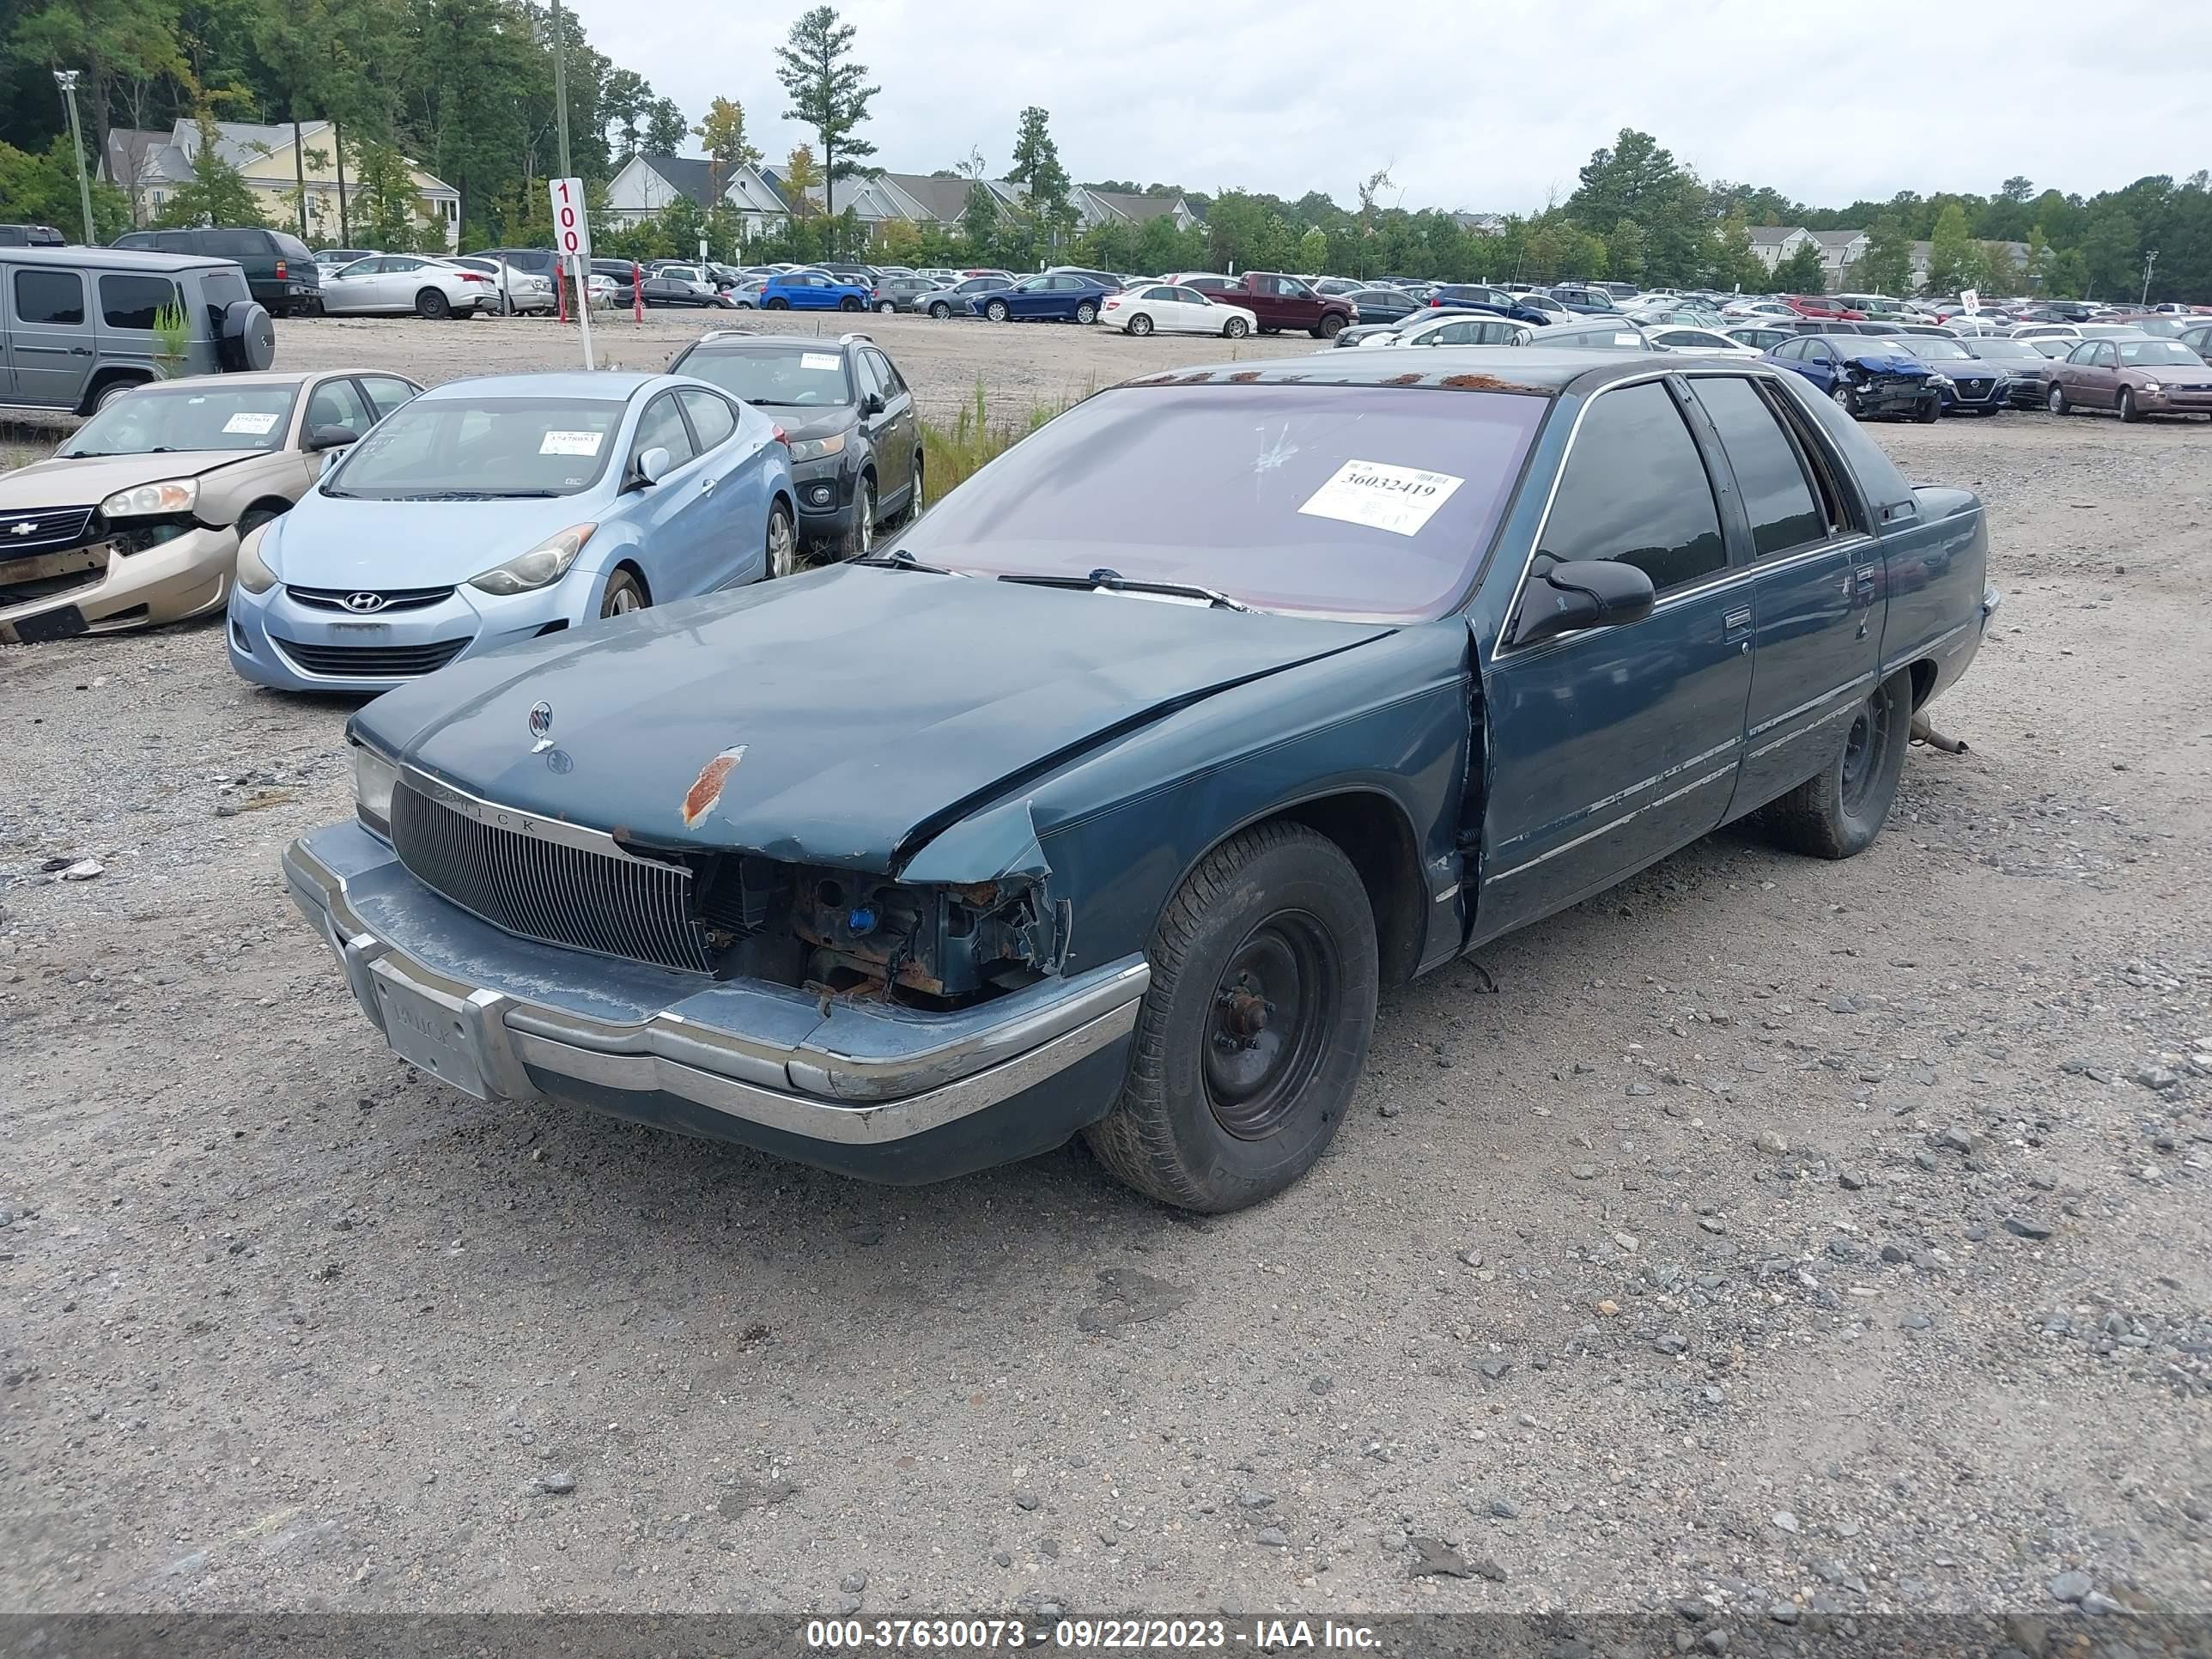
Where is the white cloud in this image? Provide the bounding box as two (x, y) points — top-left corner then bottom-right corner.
(563, 0), (2195, 212)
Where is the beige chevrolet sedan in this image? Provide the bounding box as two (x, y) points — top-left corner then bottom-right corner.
(0, 368), (421, 644)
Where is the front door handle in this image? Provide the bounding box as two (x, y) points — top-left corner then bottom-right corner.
(1723, 606), (1753, 635)
(700, 477), (716, 495)
(70, 345), (94, 356)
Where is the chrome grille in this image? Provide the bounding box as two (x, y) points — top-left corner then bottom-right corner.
(287, 584), (457, 613)
(0, 506), (96, 558)
(391, 781), (714, 974)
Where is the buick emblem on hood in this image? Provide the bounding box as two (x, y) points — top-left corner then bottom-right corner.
(342, 592), (387, 613)
(528, 700), (556, 753)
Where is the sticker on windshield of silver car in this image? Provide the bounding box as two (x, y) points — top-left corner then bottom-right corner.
(1297, 459), (1464, 538)
(539, 430), (604, 456)
(800, 353), (841, 371)
(223, 410), (278, 434)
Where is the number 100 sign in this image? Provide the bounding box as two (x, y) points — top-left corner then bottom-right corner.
(549, 177), (591, 261)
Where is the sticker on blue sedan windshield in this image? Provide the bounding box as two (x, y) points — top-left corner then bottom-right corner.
(1297, 459), (1464, 537)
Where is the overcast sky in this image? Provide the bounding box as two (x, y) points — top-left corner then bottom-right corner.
(562, 0), (2197, 215)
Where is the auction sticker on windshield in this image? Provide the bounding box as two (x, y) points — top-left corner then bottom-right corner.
(1297, 459), (1465, 538)
(223, 411), (279, 434)
(800, 353), (841, 371)
(539, 430), (604, 456)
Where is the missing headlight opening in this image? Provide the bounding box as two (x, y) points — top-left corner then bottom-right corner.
(690, 856), (1051, 1010)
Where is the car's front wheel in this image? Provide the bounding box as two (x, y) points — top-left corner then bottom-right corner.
(765, 500), (799, 579)
(1830, 380), (1856, 417)
(599, 567), (647, 617)
(984, 300), (1011, 323)
(928, 301), (952, 319)
(1083, 822), (1378, 1213)
(1761, 672), (1910, 860)
(2117, 386), (2140, 423)
(842, 475), (877, 558)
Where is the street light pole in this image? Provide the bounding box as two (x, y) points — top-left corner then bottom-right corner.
(53, 70), (97, 247)
(549, 0), (572, 181)
(2141, 248), (2159, 307)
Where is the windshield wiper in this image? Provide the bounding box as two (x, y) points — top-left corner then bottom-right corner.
(853, 549), (962, 575)
(997, 567), (1250, 611)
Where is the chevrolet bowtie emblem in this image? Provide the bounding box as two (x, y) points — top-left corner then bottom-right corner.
(9, 522), (34, 536)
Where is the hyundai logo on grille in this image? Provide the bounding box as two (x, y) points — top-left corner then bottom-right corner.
(528, 700), (555, 753)
(342, 592), (387, 613)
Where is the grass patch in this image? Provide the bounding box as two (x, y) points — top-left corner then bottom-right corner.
(920, 379), (1088, 501)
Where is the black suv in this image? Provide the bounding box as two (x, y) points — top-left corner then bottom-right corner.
(0, 224), (65, 248)
(667, 330), (921, 556)
(111, 226), (321, 315)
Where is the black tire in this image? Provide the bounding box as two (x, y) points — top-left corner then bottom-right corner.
(928, 301), (951, 319)
(765, 297), (791, 310)
(1082, 822), (1378, 1212)
(599, 567), (647, 618)
(416, 288), (450, 320)
(1762, 672), (1911, 860)
(765, 500), (799, 579)
(1830, 381), (1857, 419)
(2047, 384), (2069, 416)
(87, 376), (147, 414)
(985, 299), (1011, 323)
(1127, 312), (1153, 336)
(901, 453), (925, 525)
(1223, 315), (1250, 339)
(1916, 396), (1941, 423)
(234, 504), (283, 539)
(2117, 386), (2140, 423)
(839, 295), (863, 312)
(1073, 300), (1098, 325)
(219, 299), (276, 371)
(1316, 312), (1346, 338)
(842, 475), (877, 558)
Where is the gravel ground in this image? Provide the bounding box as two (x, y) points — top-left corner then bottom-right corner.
(2, 317), (2209, 1624)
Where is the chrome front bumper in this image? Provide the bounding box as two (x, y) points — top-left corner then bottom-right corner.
(283, 822), (1147, 1166)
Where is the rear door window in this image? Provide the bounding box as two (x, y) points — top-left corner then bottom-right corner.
(358, 375), (417, 418)
(1691, 375), (1826, 557)
(99, 273), (181, 331)
(201, 229), (268, 260)
(1538, 380), (1725, 594)
(199, 266), (250, 336)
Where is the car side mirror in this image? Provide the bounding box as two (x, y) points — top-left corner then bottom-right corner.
(307, 424), (358, 452)
(861, 391), (885, 416)
(1510, 557), (1656, 647)
(629, 446), (672, 489)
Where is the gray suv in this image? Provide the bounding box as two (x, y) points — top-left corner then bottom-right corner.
(0, 246), (275, 416)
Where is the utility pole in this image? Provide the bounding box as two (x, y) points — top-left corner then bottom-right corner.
(2140, 248), (2158, 307)
(550, 0), (572, 181)
(53, 70), (97, 246)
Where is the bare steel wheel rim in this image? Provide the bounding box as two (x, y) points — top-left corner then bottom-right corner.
(1202, 911), (1339, 1142)
(1838, 691), (1890, 816)
(768, 508), (797, 577)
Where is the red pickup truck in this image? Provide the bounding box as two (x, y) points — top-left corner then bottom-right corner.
(1785, 294), (1867, 321)
(1194, 272), (1357, 338)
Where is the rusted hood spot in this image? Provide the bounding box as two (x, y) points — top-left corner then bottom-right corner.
(682, 744), (749, 828)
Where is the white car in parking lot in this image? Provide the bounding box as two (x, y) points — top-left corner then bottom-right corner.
(1099, 283), (1257, 337)
(319, 253), (490, 319)
(1646, 325), (1763, 356)
(442, 255), (556, 315)
(1355, 311), (1535, 349)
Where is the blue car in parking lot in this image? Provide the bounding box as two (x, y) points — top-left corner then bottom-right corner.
(1764, 333), (1942, 422)
(760, 269), (874, 311)
(967, 272), (1111, 324)
(227, 372), (798, 693)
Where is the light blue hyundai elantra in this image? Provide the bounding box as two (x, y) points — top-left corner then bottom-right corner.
(227, 371), (798, 693)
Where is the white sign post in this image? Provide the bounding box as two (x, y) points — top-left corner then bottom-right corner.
(549, 176), (594, 368)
